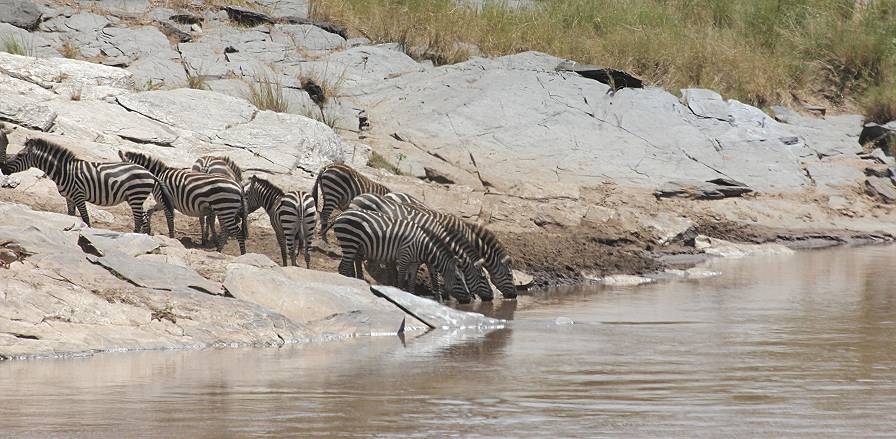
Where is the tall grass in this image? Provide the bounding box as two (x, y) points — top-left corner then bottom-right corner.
(310, 0), (896, 115)
(245, 74), (290, 112)
(1, 34), (33, 56)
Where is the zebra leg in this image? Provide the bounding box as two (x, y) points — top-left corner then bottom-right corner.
(303, 243), (311, 269)
(319, 202), (335, 242)
(73, 197), (91, 227)
(217, 212), (246, 255)
(354, 259), (364, 280)
(151, 186), (175, 237)
(338, 258), (355, 278)
(128, 198), (146, 233)
(66, 198), (76, 216)
(274, 222), (288, 267)
(199, 216), (208, 246)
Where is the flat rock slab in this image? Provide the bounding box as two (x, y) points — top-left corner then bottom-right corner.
(88, 250), (224, 295)
(98, 26), (177, 63)
(223, 262), (427, 336)
(0, 73), (57, 130)
(78, 229), (162, 257)
(694, 235), (795, 258)
(371, 286), (506, 330)
(0, 52), (134, 89)
(272, 24), (345, 51)
(116, 89), (256, 139)
(50, 100), (179, 145)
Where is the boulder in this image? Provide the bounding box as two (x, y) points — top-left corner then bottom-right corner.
(271, 24), (345, 51)
(0, 74), (57, 131)
(655, 179), (753, 199)
(370, 286), (505, 330)
(212, 110), (353, 174)
(771, 106), (863, 157)
(116, 89), (257, 139)
(290, 45), (423, 97)
(350, 53), (811, 193)
(223, 6), (274, 26)
(860, 122), (895, 152)
(0, 0), (41, 30)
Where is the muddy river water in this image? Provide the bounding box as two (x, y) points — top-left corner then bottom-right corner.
(1, 245), (894, 437)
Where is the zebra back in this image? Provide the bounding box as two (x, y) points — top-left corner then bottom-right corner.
(384, 192), (425, 207)
(192, 155), (243, 182)
(313, 163), (390, 235)
(332, 209), (469, 301)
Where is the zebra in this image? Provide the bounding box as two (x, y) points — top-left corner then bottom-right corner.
(1, 137), (167, 233)
(311, 163), (389, 241)
(384, 192), (517, 298)
(118, 151), (248, 254)
(244, 175), (316, 268)
(347, 193), (493, 301)
(191, 155), (243, 247)
(331, 209), (472, 303)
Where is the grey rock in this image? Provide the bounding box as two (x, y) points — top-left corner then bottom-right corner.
(157, 21), (191, 43)
(0, 0), (41, 30)
(272, 24), (345, 51)
(49, 100), (178, 145)
(39, 11), (109, 33)
(350, 53), (810, 193)
(177, 41), (228, 77)
(557, 62), (643, 89)
(346, 37), (369, 47)
(205, 78), (314, 115)
(771, 106), (863, 157)
(0, 22), (59, 57)
(291, 45), (423, 97)
(865, 176), (896, 204)
(860, 122), (895, 152)
(88, 250), (224, 295)
(127, 56), (188, 87)
(655, 180), (752, 199)
(95, 0), (150, 16)
(0, 74), (57, 131)
(371, 285), (505, 330)
(223, 262), (428, 336)
(212, 110), (352, 174)
(98, 26), (178, 64)
(805, 160), (866, 194)
(0, 51), (134, 89)
(79, 229), (161, 257)
(257, 0), (308, 19)
(116, 89), (257, 139)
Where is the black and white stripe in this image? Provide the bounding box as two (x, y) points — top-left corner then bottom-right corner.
(385, 192), (516, 298)
(349, 193), (493, 301)
(311, 163), (389, 241)
(1, 138), (162, 233)
(244, 176), (316, 267)
(119, 151), (248, 254)
(191, 155), (243, 247)
(331, 209), (471, 303)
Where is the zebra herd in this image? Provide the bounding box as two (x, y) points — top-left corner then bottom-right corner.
(0, 128), (516, 303)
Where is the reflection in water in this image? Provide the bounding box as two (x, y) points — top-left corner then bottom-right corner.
(1, 246), (895, 437)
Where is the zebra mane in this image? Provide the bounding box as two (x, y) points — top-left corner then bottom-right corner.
(25, 138), (80, 164)
(467, 221), (509, 257)
(250, 175), (284, 197)
(121, 151), (169, 172)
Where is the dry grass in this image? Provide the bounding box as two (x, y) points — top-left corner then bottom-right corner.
(186, 74), (208, 90)
(297, 63), (346, 105)
(367, 150), (403, 174)
(299, 104), (339, 128)
(60, 39), (80, 59)
(310, 0), (896, 115)
(1, 34), (32, 56)
(69, 85), (82, 101)
(860, 81), (896, 124)
(245, 74), (289, 112)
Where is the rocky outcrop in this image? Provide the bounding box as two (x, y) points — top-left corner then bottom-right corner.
(0, 202), (501, 358)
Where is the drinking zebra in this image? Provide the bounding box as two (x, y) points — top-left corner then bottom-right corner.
(244, 175), (316, 268)
(331, 209), (472, 303)
(191, 155), (243, 247)
(118, 151), (248, 254)
(384, 192), (517, 298)
(1, 137), (166, 233)
(348, 193), (493, 301)
(311, 163), (389, 241)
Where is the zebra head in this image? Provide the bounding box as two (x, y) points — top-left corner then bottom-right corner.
(118, 151), (165, 175)
(443, 257), (473, 304)
(2, 139), (38, 175)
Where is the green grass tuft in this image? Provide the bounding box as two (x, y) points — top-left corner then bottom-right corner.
(1, 34), (33, 56)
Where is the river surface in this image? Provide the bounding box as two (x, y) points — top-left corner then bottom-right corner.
(1, 245), (895, 438)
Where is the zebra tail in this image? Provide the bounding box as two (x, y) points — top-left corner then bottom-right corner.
(240, 185), (249, 241)
(151, 176), (174, 214)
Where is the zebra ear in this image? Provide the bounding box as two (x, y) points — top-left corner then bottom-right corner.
(118, 150), (127, 161)
(501, 255), (512, 265)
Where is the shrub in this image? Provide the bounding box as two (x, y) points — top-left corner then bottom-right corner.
(245, 74), (289, 112)
(861, 81), (896, 125)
